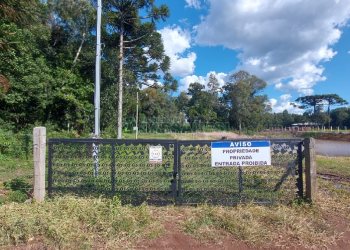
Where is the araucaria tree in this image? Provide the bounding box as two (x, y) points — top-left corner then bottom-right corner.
(223, 71), (269, 132)
(295, 94), (348, 126)
(103, 0), (175, 138)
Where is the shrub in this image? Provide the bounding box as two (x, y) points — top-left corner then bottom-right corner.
(4, 178), (31, 193)
(6, 191), (28, 203)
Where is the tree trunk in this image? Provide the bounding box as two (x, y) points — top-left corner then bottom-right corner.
(327, 103), (330, 115)
(72, 32), (86, 67)
(239, 119), (242, 134)
(117, 24), (124, 139)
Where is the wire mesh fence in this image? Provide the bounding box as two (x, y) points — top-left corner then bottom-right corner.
(48, 138), (304, 205)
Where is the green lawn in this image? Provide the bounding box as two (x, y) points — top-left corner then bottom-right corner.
(316, 156), (350, 178)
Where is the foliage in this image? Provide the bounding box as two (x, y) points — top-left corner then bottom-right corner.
(0, 0), (348, 134)
(6, 190), (28, 203)
(2, 178), (31, 204)
(102, 0), (176, 137)
(0, 1), (94, 132)
(4, 178), (31, 193)
(223, 71), (269, 132)
(330, 107), (350, 127)
(294, 94), (348, 126)
(186, 82), (218, 126)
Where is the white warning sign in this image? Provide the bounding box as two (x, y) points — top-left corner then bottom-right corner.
(149, 146), (162, 164)
(211, 141), (271, 167)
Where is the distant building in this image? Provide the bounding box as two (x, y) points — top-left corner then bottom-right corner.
(291, 122), (320, 128)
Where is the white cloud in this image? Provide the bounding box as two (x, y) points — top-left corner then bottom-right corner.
(179, 71), (227, 92)
(269, 94), (304, 114)
(185, 0), (201, 9)
(159, 26), (197, 77)
(196, 0), (350, 94)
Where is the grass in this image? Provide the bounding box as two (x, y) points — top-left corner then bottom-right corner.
(181, 204), (332, 248)
(1, 179), (349, 249)
(0, 196), (163, 249)
(1, 129), (349, 248)
(316, 156), (350, 178)
(177, 177), (350, 249)
(0, 158), (32, 183)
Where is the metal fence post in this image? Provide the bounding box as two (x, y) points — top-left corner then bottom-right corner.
(304, 138), (317, 202)
(33, 127), (46, 202)
(177, 142), (182, 205)
(172, 141), (178, 202)
(47, 141), (53, 197)
(111, 143), (116, 195)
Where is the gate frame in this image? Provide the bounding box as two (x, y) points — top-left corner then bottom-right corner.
(44, 136), (316, 203)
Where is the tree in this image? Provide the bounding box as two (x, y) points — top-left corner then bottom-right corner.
(331, 108), (350, 127)
(185, 82), (218, 128)
(0, 0), (40, 50)
(175, 91), (189, 113)
(0, 22), (50, 128)
(295, 94), (348, 127)
(222, 71), (268, 132)
(295, 94), (347, 115)
(103, 0), (173, 138)
(322, 94), (348, 115)
(207, 73), (220, 94)
(139, 87), (180, 132)
(295, 95), (324, 114)
(47, 0), (95, 68)
(0, 1), (95, 131)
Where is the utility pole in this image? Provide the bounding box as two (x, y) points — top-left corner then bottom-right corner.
(93, 0), (102, 177)
(117, 23), (124, 139)
(94, 0), (102, 137)
(135, 91), (139, 139)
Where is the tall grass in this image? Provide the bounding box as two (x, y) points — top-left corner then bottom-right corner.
(182, 203), (335, 248)
(0, 196), (162, 248)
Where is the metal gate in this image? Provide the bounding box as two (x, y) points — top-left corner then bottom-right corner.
(177, 139), (303, 205)
(48, 138), (303, 205)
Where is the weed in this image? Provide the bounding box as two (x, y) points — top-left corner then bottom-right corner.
(0, 196), (160, 248)
(6, 190), (28, 203)
(4, 178), (31, 192)
(182, 203), (336, 248)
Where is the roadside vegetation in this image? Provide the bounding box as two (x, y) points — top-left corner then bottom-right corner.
(0, 196), (162, 249)
(1, 1), (350, 248)
(0, 177), (349, 249)
(1, 127), (350, 248)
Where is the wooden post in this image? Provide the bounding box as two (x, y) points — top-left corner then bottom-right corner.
(304, 138), (317, 202)
(33, 127), (46, 202)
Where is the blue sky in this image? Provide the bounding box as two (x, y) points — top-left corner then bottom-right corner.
(155, 0), (350, 113)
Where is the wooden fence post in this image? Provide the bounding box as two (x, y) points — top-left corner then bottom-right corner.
(304, 137), (317, 202)
(33, 127), (46, 202)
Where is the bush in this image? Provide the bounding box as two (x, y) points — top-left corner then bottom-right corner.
(6, 191), (28, 203)
(4, 178), (31, 193)
(0, 129), (32, 159)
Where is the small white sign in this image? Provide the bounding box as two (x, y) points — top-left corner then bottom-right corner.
(149, 146), (162, 163)
(211, 141), (271, 167)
